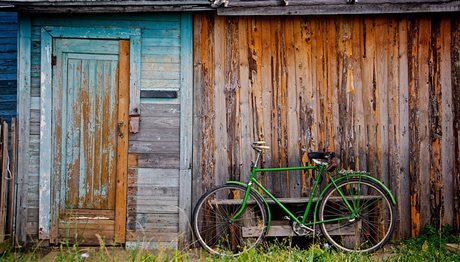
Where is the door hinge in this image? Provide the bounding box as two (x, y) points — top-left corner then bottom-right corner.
(52, 55), (57, 66)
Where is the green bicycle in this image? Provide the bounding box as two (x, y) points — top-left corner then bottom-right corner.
(192, 141), (396, 256)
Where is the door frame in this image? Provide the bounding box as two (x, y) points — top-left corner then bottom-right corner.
(39, 26), (141, 243)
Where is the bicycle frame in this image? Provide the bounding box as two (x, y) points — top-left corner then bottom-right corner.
(229, 164), (357, 228)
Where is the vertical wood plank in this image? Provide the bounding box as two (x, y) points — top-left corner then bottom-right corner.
(224, 17), (239, 182)
(179, 12), (193, 244)
(293, 17), (310, 196)
(417, 18), (431, 228)
(39, 28), (52, 240)
(213, 16), (228, 185)
(0, 122), (8, 242)
(452, 19), (460, 230)
(375, 18), (390, 185)
(8, 118), (17, 238)
(239, 17), (252, 183)
(129, 33), (141, 120)
(114, 40), (129, 243)
(192, 14), (204, 205)
(429, 18), (443, 228)
(323, 18), (337, 155)
(260, 18), (273, 192)
(249, 18), (263, 144)
(285, 17), (300, 197)
(329, 18), (341, 159)
(362, 18), (378, 177)
(397, 18), (411, 238)
(387, 18), (402, 237)
(440, 18), (454, 226)
(193, 14), (216, 201)
(50, 39), (63, 242)
(269, 18), (282, 197)
(351, 17), (367, 172)
(408, 18), (421, 236)
(16, 14), (31, 244)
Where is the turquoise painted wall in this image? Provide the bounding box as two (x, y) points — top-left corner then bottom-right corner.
(0, 12), (17, 122)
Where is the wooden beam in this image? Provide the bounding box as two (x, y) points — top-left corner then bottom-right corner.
(16, 14), (31, 245)
(0, 121), (8, 242)
(114, 40), (130, 244)
(178, 12), (193, 246)
(7, 118), (17, 239)
(440, 18), (454, 226)
(39, 26), (52, 241)
(397, 19), (411, 238)
(218, 2), (460, 16)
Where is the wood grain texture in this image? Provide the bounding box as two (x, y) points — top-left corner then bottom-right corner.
(16, 14), (31, 244)
(0, 122), (8, 242)
(193, 14), (460, 239)
(115, 40), (130, 243)
(451, 19), (460, 230)
(178, 13), (193, 245)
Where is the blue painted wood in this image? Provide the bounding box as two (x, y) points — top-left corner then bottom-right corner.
(37, 19), (180, 30)
(130, 35), (141, 116)
(39, 27), (52, 240)
(40, 25), (142, 120)
(53, 38), (121, 242)
(44, 26), (140, 39)
(0, 31), (16, 38)
(27, 14), (186, 245)
(142, 46), (180, 55)
(33, 14), (180, 25)
(142, 38), (181, 47)
(178, 12), (193, 244)
(59, 38), (119, 54)
(62, 52), (119, 209)
(16, 13), (30, 244)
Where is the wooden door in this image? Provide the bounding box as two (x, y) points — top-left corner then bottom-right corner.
(52, 38), (129, 244)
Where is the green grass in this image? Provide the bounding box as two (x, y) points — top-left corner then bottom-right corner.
(0, 226), (459, 261)
(388, 225), (460, 262)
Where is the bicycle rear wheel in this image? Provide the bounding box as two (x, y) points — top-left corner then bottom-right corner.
(192, 184), (267, 256)
(318, 177), (396, 253)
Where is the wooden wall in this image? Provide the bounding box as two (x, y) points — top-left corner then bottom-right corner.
(0, 12), (17, 122)
(192, 14), (460, 239)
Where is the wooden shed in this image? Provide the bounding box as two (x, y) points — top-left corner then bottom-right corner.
(2, 0), (460, 247)
(9, 4), (199, 247)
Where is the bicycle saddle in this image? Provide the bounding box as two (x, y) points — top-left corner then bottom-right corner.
(307, 152), (335, 161)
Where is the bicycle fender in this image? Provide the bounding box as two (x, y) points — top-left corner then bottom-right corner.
(317, 174), (397, 206)
(225, 181), (272, 232)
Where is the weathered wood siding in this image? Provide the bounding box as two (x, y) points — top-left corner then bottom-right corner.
(193, 14), (460, 239)
(0, 12), (17, 122)
(23, 14), (184, 245)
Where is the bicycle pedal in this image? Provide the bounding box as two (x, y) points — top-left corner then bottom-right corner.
(282, 216), (291, 221)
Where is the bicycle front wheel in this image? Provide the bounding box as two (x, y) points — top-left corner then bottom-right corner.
(318, 177), (396, 253)
(192, 184), (267, 256)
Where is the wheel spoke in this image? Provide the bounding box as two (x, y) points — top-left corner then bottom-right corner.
(193, 185), (266, 256)
(319, 178), (395, 253)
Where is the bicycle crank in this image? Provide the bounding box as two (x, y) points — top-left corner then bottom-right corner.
(291, 219), (315, 236)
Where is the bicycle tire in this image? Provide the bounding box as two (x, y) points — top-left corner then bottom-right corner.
(318, 177), (396, 253)
(192, 184), (267, 256)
